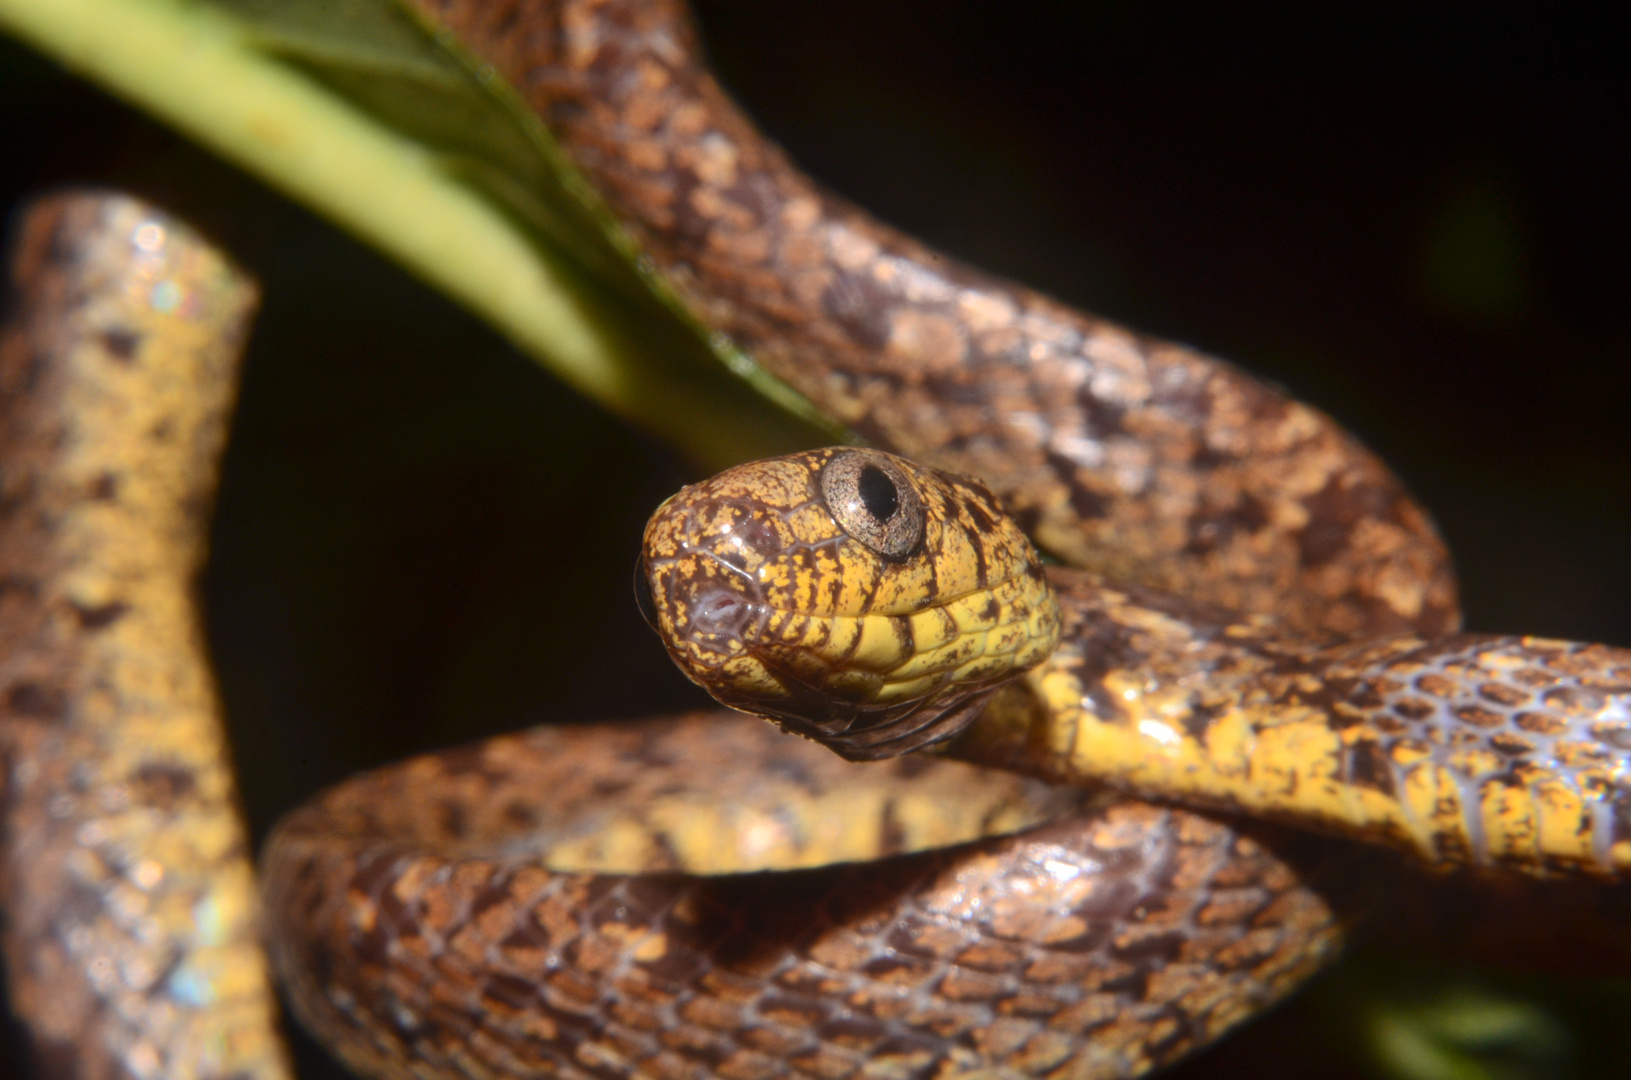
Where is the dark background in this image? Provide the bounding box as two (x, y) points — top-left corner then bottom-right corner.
(2, 2), (1629, 1077)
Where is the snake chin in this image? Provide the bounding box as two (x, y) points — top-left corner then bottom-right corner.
(761, 682), (1006, 762)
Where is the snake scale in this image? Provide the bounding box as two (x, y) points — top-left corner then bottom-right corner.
(2, 2), (1629, 1079)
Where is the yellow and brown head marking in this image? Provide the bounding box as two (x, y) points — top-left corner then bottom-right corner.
(641, 449), (1061, 759)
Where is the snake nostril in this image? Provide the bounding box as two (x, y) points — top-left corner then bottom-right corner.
(691, 588), (755, 637)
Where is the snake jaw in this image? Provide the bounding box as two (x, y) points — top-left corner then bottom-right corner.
(641, 448), (1062, 760)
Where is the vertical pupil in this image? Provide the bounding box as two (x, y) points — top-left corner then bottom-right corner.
(857, 465), (899, 522)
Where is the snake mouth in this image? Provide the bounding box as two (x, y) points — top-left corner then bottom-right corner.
(644, 545), (1043, 760)
(743, 655), (1010, 760)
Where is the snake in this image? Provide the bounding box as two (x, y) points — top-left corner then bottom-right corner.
(2, 2), (1630, 1079)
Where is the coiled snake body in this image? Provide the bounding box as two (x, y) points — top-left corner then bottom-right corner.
(259, 2), (1631, 1078)
(4, 2), (1631, 1079)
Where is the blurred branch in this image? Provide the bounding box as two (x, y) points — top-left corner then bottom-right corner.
(0, 0), (833, 469)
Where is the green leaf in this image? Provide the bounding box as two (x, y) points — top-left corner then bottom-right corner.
(1367, 986), (1571, 1080)
(0, 0), (840, 469)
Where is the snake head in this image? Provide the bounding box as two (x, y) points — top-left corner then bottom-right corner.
(641, 448), (1060, 760)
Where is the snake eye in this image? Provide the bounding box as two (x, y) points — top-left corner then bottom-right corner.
(820, 451), (924, 559)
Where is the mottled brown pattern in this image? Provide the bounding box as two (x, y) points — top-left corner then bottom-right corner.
(264, 715), (1360, 1080)
(0, 194), (288, 1079)
(412, 0), (1457, 640)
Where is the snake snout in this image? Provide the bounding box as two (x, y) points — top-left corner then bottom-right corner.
(690, 584), (753, 635)
(641, 547), (765, 662)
